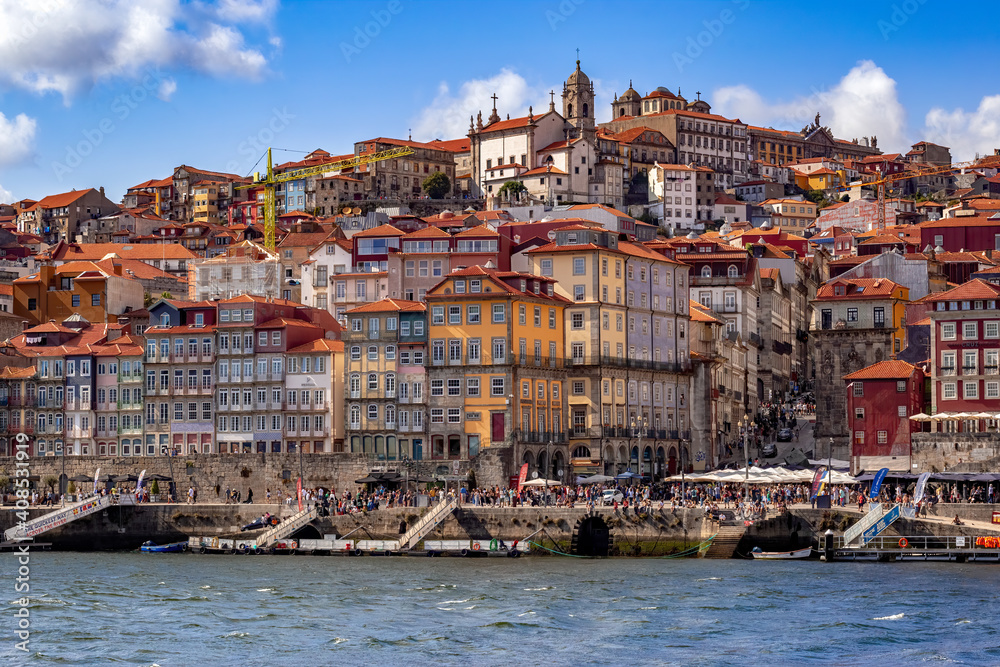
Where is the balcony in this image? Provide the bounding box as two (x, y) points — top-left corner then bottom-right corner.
(873, 321), (886, 329)
(64, 427), (95, 439)
(962, 366), (978, 375)
(343, 331), (399, 342)
(515, 430), (569, 444)
(118, 425), (143, 435)
(940, 367), (956, 377)
(564, 354), (691, 373)
(148, 421), (171, 432)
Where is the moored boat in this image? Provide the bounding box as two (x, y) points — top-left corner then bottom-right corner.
(140, 541), (188, 553)
(751, 546), (812, 560)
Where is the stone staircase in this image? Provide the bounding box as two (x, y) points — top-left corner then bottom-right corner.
(254, 507), (318, 548)
(702, 524), (746, 559)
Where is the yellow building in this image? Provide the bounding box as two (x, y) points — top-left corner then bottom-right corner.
(192, 180), (221, 225)
(425, 266), (569, 473)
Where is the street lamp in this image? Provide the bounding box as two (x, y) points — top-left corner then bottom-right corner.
(630, 416), (648, 478)
(546, 439), (553, 506)
(740, 414), (754, 507)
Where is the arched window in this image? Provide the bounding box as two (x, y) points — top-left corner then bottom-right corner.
(367, 373), (378, 390)
(385, 373), (396, 395)
(582, 103), (588, 118)
(349, 404), (360, 427)
(349, 374), (360, 394)
(367, 404), (378, 420)
(385, 404), (396, 425)
(700, 266), (712, 278)
(572, 445), (591, 458)
(568, 103), (573, 117)
(350, 435), (360, 452)
(728, 264), (739, 278)
(619, 108), (625, 117)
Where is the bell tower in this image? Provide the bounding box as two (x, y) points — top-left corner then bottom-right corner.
(562, 58), (595, 138)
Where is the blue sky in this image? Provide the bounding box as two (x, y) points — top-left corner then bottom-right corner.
(2, 0), (999, 205)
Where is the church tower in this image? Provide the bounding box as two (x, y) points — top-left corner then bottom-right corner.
(562, 60), (595, 139)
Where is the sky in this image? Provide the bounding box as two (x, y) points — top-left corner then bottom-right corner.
(2, 0), (1000, 205)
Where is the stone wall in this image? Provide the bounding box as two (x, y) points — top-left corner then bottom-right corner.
(0, 450), (513, 498)
(911, 433), (1000, 472)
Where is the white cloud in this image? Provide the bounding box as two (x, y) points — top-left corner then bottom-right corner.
(0, 183), (12, 203)
(923, 95), (1000, 162)
(712, 60), (907, 151)
(412, 69), (554, 141)
(0, 111), (37, 167)
(157, 77), (177, 101)
(0, 0), (273, 101)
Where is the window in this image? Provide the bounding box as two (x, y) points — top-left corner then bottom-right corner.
(896, 380), (906, 392)
(572, 257), (585, 275)
(72, 294), (80, 307)
(986, 321), (999, 339)
(467, 377), (480, 397)
(897, 405), (907, 417)
(431, 380), (444, 396)
(92, 294), (101, 306)
(492, 304), (505, 323)
(854, 431), (865, 445)
(854, 407), (865, 420)
(467, 305), (480, 324)
(572, 381), (585, 395)
(571, 313), (584, 330)
(941, 323), (956, 340)
(540, 259), (553, 276)
(847, 307), (858, 322)
(431, 306), (444, 325)
(491, 377), (505, 396)
(942, 382), (957, 400)
(877, 431), (887, 444)
(986, 381), (999, 398)
(447, 408), (461, 423)
(941, 351), (956, 375)
(963, 322), (977, 340)
(853, 383), (864, 396)
(965, 381), (979, 399)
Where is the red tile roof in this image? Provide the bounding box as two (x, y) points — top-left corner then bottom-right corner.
(815, 278), (906, 300)
(344, 298), (426, 314)
(843, 359), (920, 381)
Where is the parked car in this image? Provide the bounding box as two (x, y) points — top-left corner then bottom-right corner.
(777, 428), (793, 442)
(761, 443), (778, 458)
(601, 489), (624, 505)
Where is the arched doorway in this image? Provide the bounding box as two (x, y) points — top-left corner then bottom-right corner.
(522, 450), (535, 470)
(656, 447), (666, 480)
(668, 446), (678, 476)
(536, 450), (548, 478)
(574, 515), (610, 557)
(617, 445), (627, 473)
(554, 450), (566, 481)
(643, 446), (653, 478)
(603, 445), (614, 475)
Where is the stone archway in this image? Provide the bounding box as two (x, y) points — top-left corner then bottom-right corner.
(572, 515), (611, 557)
(668, 446), (678, 476)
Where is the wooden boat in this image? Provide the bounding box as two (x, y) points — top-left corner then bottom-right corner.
(140, 541), (188, 553)
(751, 546), (812, 560)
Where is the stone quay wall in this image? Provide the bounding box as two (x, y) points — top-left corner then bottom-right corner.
(911, 433), (1000, 472)
(0, 450), (514, 499)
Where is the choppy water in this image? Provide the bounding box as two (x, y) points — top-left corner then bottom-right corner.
(2, 553), (999, 665)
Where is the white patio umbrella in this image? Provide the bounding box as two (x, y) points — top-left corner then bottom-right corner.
(909, 413), (931, 421)
(521, 478), (561, 488)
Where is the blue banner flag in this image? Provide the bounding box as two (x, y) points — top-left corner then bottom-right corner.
(870, 468), (889, 498)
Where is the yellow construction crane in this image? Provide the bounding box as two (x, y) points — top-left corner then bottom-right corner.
(238, 145), (415, 249)
(841, 159), (982, 230)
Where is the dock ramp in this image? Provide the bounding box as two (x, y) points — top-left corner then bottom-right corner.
(4, 495), (114, 541)
(396, 498), (458, 551)
(843, 503), (902, 547)
(253, 507), (318, 548)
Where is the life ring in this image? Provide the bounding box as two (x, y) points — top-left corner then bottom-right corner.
(898, 538), (908, 548)
(472, 542), (481, 551)
(489, 538), (499, 552)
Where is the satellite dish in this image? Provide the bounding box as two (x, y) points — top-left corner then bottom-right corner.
(531, 471), (539, 479)
(547, 231), (556, 240)
(352, 207), (362, 215)
(341, 207), (351, 215)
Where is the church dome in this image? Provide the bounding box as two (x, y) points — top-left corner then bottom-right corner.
(620, 80), (640, 101)
(566, 60), (590, 86)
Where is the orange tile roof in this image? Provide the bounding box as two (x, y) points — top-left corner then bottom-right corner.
(521, 165), (567, 177)
(426, 138), (471, 153)
(344, 298), (426, 314)
(815, 278), (906, 300)
(919, 214), (1000, 228)
(403, 226), (452, 239)
(286, 338), (344, 354)
(49, 242), (197, 261)
(689, 300), (723, 324)
(351, 223), (405, 238)
(924, 278), (1000, 302)
(843, 360), (920, 381)
(453, 224), (498, 238)
(36, 188), (97, 209)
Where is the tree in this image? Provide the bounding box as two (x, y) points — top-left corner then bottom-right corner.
(43, 475), (58, 493)
(422, 172), (451, 199)
(497, 180), (527, 203)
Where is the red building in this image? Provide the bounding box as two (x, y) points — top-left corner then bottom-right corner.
(919, 215), (1000, 253)
(843, 360), (925, 473)
(926, 279), (1000, 432)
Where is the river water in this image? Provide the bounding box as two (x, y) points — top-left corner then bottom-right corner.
(2, 553), (999, 665)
